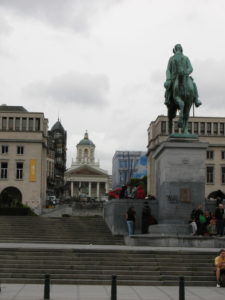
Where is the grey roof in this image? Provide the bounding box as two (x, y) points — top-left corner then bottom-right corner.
(0, 105), (28, 112)
(51, 120), (65, 132)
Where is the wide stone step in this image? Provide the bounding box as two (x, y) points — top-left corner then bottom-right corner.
(0, 273), (163, 280)
(0, 264), (161, 271)
(0, 239), (122, 243)
(0, 216), (124, 245)
(0, 277), (217, 287)
(0, 268), (161, 275)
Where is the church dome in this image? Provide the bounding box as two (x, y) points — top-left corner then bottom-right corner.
(78, 131), (95, 146)
(51, 120), (65, 132)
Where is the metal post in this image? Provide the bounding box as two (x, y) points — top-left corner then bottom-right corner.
(44, 274), (50, 299)
(179, 276), (185, 300)
(111, 275), (117, 300)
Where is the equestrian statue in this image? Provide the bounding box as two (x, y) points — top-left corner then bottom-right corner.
(164, 44), (201, 134)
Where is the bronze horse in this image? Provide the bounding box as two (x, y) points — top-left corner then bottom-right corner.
(167, 73), (195, 135)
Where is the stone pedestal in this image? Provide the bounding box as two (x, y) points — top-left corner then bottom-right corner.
(149, 138), (208, 234)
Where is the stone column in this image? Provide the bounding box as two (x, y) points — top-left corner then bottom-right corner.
(88, 182), (92, 197)
(78, 181), (81, 196)
(71, 181), (74, 197)
(97, 182), (100, 200)
(105, 182), (109, 193)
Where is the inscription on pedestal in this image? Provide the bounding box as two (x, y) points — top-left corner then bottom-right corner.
(180, 188), (191, 203)
(167, 194), (179, 203)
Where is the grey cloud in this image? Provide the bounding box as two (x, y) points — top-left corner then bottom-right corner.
(150, 70), (164, 84)
(0, 0), (122, 33)
(0, 15), (12, 35)
(194, 59), (225, 110)
(23, 72), (110, 107)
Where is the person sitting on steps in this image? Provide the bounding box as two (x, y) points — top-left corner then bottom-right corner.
(215, 249), (225, 287)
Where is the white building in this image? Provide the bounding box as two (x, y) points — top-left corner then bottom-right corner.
(65, 131), (110, 200)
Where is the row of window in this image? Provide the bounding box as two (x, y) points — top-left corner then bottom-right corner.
(119, 159), (138, 169)
(0, 162), (23, 180)
(1, 117), (41, 131)
(1, 145), (24, 155)
(161, 121), (225, 135)
(206, 150), (225, 160)
(206, 166), (225, 184)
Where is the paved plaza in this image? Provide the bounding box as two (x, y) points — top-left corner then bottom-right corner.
(0, 284), (225, 300)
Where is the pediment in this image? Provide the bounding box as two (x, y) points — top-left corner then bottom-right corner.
(66, 165), (108, 177)
(75, 168), (102, 175)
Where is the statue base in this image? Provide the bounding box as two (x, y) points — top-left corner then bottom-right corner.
(153, 138), (208, 226)
(148, 224), (191, 235)
(169, 133), (198, 139)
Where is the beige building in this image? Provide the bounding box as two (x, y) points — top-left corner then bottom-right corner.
(147, 115), (225, 198)
(65, 131), (110, 200)
(0, 105), (48, 210)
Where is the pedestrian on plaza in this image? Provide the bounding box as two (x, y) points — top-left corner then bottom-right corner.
(190, 205), (204, 235)
(190, 218), (197, 235)
(120, 185), (128, 199)
(215, 203), (224, 236)
(141, 202), (151, 234)
(207, 214), (217, 235)
(126, 206), (136, 235)
(198, 211), (207, 235)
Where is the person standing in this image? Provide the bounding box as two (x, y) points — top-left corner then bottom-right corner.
(126, 207), (136, 236)
(215, 203), (224, 236)
(141, 202), (151, 234)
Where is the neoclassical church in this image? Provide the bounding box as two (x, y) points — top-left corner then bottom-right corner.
(64, 131), (110, 200)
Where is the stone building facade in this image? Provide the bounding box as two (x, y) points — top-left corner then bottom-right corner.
(0, 105), (48, 210)
(147, 115), (225, 198)
(47, 120), (67, 198)
(65, 131), (110, 200)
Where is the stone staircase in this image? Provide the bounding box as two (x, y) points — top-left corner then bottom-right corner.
(0, 216), (217, 286)
(0, 216), (124, 245)
(0, 248), (217, 286)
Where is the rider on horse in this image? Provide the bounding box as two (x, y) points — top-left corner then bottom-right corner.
(164, 44), (201, 108)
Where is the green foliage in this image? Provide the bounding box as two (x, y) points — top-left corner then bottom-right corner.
(128, 176), (147, 193)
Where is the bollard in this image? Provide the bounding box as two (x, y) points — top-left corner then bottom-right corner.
(111, 275), (117, 300)
(179, 276), (185, 300)
(44, 274), (50, 300)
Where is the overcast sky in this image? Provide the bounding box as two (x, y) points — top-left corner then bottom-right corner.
(1, 0), (225, 173)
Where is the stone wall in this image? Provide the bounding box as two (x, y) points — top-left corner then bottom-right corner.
(103, 199), (158, 235)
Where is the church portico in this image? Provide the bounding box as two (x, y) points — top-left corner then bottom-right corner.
(65, 131), (110, 201)
(68, 177), (109, 199)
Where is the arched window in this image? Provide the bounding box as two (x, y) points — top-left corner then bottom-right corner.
(84, 149), (89, 162)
